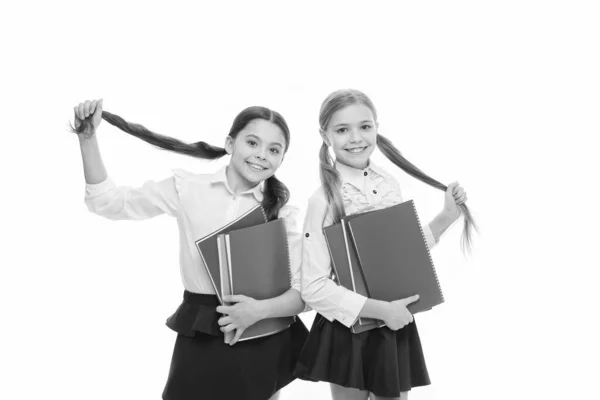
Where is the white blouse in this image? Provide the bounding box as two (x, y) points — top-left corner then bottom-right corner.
(300, 162), (437, 328)
(84, 166), (302, 295)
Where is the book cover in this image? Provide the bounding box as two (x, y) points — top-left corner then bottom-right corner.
(224, 218), (295, 341)
(347, 200), (444, 314)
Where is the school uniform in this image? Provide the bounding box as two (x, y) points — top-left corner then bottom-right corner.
(294, 162), (438, 397)
(85, 166), (308, 400)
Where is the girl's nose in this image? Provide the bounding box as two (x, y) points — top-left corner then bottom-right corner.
(255, 150), (267, 160)
(349, 128), (361, 143)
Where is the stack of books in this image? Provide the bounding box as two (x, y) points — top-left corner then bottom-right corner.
(324, 200), (444, 334)
(195, 205), (295, 343)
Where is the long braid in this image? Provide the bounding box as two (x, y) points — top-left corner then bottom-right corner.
(72, 111), (227, 159)
(377, 133), (478, 252)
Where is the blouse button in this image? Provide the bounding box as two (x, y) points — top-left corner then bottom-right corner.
(373, 190), (377, 194)
(305, 233), (310, 238)
(363, 171), (368, 176)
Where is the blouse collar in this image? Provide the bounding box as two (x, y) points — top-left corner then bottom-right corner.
(210, 166), (264, 202)
(335, 161), (386, 191)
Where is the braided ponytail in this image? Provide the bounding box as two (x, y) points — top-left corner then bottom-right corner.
(72, 111), (227, 160)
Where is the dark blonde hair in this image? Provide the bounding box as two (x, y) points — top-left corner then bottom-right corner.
(72, 106), (290, 221)
(319, 89), (477, 252)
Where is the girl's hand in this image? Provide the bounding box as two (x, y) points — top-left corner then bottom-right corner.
(74, 99), (103, 135)
(443, 181), (468, 221)
(384, 294), (419, 331)
(216, 295), (265, 345)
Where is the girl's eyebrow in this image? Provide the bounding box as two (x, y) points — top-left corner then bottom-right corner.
(246, 133), (283, 148)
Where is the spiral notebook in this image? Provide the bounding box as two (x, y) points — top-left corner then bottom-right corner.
(347, 200), (444, 314)
(222, 218), (295, 342)
(195, 205), (267, 304)
(324, 216), (383, 333)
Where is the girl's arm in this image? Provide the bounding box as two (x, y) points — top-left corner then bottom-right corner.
(300, 192), (370, 327)
(75, 100), (108, 184)
(218, 289), (304, 340)
(358, 296), (419, 331)
(74, 99), (179, 220)
(79, 134), (108, 184)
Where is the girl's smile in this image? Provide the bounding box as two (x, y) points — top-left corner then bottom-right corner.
(246, 160), (268, 171)
(344, 145), (370, 154)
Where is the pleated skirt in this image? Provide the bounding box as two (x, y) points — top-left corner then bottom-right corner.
(162, 290), (309, 400)
(294, 314), (430, 397)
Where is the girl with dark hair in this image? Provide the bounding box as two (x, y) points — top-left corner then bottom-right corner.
(294, 89), (476, 400)
(73, 99), (308, 400)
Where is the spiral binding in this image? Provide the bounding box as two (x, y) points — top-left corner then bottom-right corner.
(257, 204), (292, 287)
(281, 222), (293, 287)
(259, 205), (268, 223)
(410, 200), (444, 303)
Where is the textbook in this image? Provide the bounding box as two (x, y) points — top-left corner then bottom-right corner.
(323, 213), (384, 334)
(195, 205), (267, 304)
(347, 200), (444, 314)
(222, 218), (295, 342)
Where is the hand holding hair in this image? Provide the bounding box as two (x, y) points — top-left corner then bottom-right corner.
(443, 181), (468, 221)
(73, 99), (103, 137)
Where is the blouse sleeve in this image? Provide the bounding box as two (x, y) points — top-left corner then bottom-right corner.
(300, 193), (368, 328)
(84, 174), (180, 220)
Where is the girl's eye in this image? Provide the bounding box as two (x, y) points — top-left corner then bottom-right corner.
(336, 128), (347, 134)
(247, 140), (257, 146)
(361, 124), (372, 130)
(270, 148), (280, 154)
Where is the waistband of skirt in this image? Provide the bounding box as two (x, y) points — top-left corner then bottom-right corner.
(183, 290), (220, 306)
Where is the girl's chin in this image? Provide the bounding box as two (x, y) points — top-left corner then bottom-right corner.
(339, 157), (369, 169)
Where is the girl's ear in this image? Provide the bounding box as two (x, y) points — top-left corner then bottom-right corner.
(224, 136), (234, 155)
(320, 129), (332, 147)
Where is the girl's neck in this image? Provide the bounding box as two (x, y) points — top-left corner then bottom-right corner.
(225, 165), (257, 194)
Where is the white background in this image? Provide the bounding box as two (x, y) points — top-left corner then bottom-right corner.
(1, 1), (599, 399)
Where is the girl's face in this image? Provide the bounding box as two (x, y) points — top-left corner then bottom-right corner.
(322, 103), (378, 170)
(225, 119), (286, 189)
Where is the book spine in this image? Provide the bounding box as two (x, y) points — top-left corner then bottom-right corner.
(322, 231), (341, 286)
(341, 221), (359, 293)
(410, 200), (445, 302)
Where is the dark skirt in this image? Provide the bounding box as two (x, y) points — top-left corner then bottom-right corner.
(294, 314), (430, 397)
(162, 290), (309, 400)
